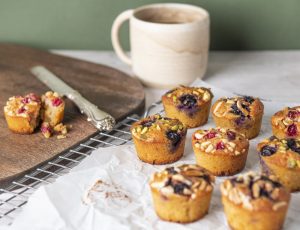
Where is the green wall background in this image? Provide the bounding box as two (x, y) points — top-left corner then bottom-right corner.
(0, 0), (299, 50)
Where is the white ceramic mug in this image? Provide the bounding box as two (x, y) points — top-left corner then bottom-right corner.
(111, 3), (210, 88)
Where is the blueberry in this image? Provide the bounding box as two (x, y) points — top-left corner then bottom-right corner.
(260, 145), (277, 156)
(287, 139), (300, 154)
(231, 103), (243, 116)
(243, 96), (255, 104)
(166, 167), (178, 175)
(178, 94), (197, 109)
(166, 131), (181, 147)
(235, 115), (246, 126)
(173, 182), (190, 194)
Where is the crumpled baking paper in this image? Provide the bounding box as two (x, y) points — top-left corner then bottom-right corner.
(2, 81), (300, 230)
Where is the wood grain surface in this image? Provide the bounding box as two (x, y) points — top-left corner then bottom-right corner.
(0, 43), (145, 185)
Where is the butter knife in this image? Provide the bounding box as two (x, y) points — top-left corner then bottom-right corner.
(31, 66), (115, 131)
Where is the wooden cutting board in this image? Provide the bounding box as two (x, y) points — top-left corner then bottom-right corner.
(0, 43), (145, 185)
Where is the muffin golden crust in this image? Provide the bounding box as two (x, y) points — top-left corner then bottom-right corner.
(221, 172), (290, 230)
(258, 136), (300, 192)
(149, 164), (215, 223)
(192, 127), (249, 176)
(271, 106), (300, 139)
(212, 96), (264, 139)
(131, 114), (187, 164)
(162, 86), (213, 128)
(41, 91), (65, 127)
(3, 93), (41, 134)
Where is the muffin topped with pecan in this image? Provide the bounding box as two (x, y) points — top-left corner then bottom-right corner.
(258, 136), (300, 192)
(192, 127), (249, 176)
(212, 96), (264, 139)
(131, 114), (187, 164)
(221, 172), (290, 230)
(271, 106), (300, 139)
(4, 93), (41, 134)
(149, 164), (214, 223)
(162, 86), (213, 128)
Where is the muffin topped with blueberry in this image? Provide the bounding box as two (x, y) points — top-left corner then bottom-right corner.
(271, 106), (300, 139)
(162, 86), (213, 128)
(212, 96), (264, 139)
(4, 93), (41, 134)
(192, 127), (249, 176)
(258, 136), (300, 192)
(131, 114), (187, 164)
(221, 172), (290, 230)
(149, 164), (214, 223)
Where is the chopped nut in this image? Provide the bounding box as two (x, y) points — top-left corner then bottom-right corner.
(57, 135), (66, 139)
(141, 127), (148, 134)
(202, 91), (211, 101)
(194, 133), (203, 140)
(194, 143), (200, 148)
(287, 158), (297, 168)
(205, 144), (214, 153)
(272, 201), (287, 211)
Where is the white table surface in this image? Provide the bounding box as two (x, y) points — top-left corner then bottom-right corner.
(53, 50), (300, 107)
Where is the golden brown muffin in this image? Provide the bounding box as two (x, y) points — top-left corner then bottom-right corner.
(41, 91), (65, 127)
(271, 106), (300, 139)
(162, 86), (213, 128)
(149, 164), (215, 223)
(192, 127), (249, 176)
(257, 136), (300, 192)
(3, 93), (41, 134)
(221, 172), (290, 230)
(131, 114), (187, 164)
(211, 96), (264, 139)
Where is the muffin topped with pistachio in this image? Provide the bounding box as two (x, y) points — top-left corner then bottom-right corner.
(221, 172), (290, 230)
(212, 96), (264, 139)
(271, 106), (300, 139)
(150, 164), (215, 223)
(162, 86), (213, 128)
(258, 136), (300, 192)
(131, 114), (187, 164)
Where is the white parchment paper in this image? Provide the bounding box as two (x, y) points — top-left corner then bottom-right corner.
(2, 81), (300, 230)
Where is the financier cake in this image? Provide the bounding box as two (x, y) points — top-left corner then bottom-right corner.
(192, 127), (249, 176)
(3, 93), (41, 134)
(41, 91), (65, 127)
(271, 106), (300, 139)
(258, 136), (300, 192)
(212, 96), (264, 139)
(162, 86), (213, 128)
(149, 164), (215, 223)
(221, 172), (290, 230)
(131, 114), (187, 164)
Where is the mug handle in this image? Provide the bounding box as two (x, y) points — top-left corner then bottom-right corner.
(111, 9), (133, 66)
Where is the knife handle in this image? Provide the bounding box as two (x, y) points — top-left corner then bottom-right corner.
(68, 91), (115, 131)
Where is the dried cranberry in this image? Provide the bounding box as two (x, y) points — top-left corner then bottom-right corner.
(260, 145), (277, 156)
(17, 107), (26, 114)
(216, 141), (225, 150)
(227, 131), (236, 140)
(41, 125), (51, 134)
(178, 94), (197, 109)
(21, 97), (30, 104)
(141, 120), (154, 127)
(287, 124), (297, 136)
(28, 93), (40, 102)
(288, 110), (298, 119)
(52, 98), (63, 107)
(205, 132), (216, 139)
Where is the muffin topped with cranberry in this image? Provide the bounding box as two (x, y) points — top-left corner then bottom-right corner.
(221, 172), (290, 230)
(212, 96), (264, 139)
(131, 114), (187, 164)
(41, 91), (65, 127)
(162, 86), (213, 128)
(271, 106), (300, 139)
(150, 164), (214, 223)
(258, 136), (300, 192)
(4, 93), (41, 134)
(192, 127), (249, 176)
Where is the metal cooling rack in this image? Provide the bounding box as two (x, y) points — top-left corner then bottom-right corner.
(0, 101), (163, 225)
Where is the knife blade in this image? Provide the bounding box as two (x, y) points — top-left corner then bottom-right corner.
(31, 66), (115, 131)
